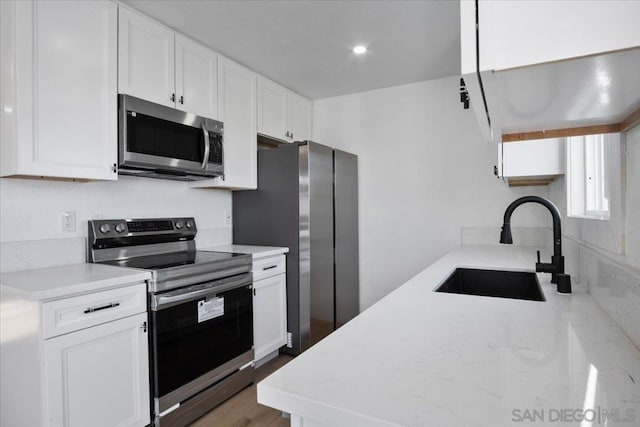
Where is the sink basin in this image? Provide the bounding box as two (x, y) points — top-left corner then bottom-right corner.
(435, 268), (545, 301)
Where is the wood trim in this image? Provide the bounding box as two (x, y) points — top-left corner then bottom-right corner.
(620, 105), (640, 132)
(507, 177), (557, 187)
(502, 105), (640, 142)
(502, 124), (621, 142)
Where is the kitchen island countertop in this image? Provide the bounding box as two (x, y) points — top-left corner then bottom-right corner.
(257, 245), (640, 426)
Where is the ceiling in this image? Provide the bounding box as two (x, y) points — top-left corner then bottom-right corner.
(122, 0), (461, 100)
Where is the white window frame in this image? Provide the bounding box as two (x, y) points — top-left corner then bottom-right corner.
(566, 133), (611, 220)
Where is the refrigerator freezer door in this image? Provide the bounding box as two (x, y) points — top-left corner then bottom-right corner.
(305, 142), (335, 346)
(333, 149), (359, 327)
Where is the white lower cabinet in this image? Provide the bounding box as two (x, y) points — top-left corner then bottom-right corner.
(45, 312), (150, 427)
(252, 255), (288, 364)
(0, 282), (150, 427)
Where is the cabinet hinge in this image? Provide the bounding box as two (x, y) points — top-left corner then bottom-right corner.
(141, 321), (147, 333)
(111, 163), (117, 173)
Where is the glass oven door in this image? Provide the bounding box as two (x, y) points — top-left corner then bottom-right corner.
(150, 273), (253, 411)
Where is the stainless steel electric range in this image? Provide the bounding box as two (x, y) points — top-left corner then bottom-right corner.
(88, 217), (254, 427)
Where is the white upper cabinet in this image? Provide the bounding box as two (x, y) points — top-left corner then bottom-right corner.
(118, 6), (219, 119)
(175, 34), (218, 119)
(118, 7), (175, 108)
(461, 0), (640, 74)
(0, 0), (118, 181)
(257, 76), (288, 140)
(287, 91), (312, 143)
(257, 76), (312, 143)
(191, 56), (257, 190)
(499, 138), (565, 186)
(460, 1), (640, 144)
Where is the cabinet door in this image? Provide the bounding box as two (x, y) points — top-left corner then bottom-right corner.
(44, 312), (150, 427)
(118, 6), (175, 108)
(253, 274), (287, 362)
(5, 0), (118, 180)
(287, 92), (312, 142)
(175, 34), (218, 119)
(257, 76), (288, 141)
(192, 56), (257, 190)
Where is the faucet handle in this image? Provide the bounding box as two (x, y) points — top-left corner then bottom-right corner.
(537, 250), (541, 263)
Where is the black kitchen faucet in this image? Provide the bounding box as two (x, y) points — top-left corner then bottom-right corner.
(499, 196), (572, 294)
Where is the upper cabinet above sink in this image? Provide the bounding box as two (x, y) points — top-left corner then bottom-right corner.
(460, 1), (640, 144)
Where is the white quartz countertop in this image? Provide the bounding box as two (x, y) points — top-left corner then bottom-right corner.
(257, 245), (640, 426)
(0, 263), (151, 301)
(201, 244), (288, 259)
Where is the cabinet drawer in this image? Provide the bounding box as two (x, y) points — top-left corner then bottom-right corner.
(42, 283), (147, 339)
(252, 255), (286, 281)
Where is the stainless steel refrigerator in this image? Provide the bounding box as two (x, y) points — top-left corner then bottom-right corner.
(233, 141), (359, 355)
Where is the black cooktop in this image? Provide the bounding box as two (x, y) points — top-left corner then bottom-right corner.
(101, 251), (247, 271)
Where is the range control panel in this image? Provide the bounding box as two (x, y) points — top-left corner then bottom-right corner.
(88, 217), (197, 248)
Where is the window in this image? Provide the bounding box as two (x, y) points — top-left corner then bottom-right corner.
(566, 133), (611, 220)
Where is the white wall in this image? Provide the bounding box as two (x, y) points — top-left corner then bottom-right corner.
(547, 127), (640, 347)
(0, 176), (232, 272)
(314, 76), (551, 310)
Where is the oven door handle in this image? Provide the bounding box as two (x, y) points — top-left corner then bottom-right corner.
(151, 273), (252, 311)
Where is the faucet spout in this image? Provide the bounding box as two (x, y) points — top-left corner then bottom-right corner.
(499, 196), (571, 293)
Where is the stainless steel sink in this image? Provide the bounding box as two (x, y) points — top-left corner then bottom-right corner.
(435, 268), (545, 301)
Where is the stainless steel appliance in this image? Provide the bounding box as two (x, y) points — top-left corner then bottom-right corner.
(118, 95), (224, 180)
(233, 141), (359, 355)
(88, 218), (253, 427)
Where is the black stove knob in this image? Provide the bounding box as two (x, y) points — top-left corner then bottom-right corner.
(115, 223), (126, 233)
(175, 220), (184, 229)
(186, 220), (194, 229)
(99, 224), (111, 234)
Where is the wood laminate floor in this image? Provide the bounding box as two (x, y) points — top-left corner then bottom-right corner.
(190, 355), (294, 427)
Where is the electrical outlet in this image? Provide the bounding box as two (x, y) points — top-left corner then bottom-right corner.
(225, 210), (232, 226)
(61, 211), (76, 233)
(286, 332), (293, 348)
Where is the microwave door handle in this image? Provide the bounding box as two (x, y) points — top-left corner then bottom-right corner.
(201, 124), (210, 169)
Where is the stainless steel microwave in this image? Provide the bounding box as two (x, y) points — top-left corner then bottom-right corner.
(118, 95), (223, 180)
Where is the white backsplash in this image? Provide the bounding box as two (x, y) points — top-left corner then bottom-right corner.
(460, 226), (550, 248)
(0, 175), (232, 273)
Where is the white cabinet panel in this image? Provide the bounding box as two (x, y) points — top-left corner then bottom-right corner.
(252, 254), (286, 282)
(1, 0), (118, 180)
(257, 76), (288, 141)
(253, 274), (287, 362)
(461, 0), (640, 74)
(44, 312), (150, 427)
(175, 34), (218, 119)
(288, 92), (312, 142)
(502, 138), (565, 179)
(191, 56), (257, 190)
(118, 6), (175, 108)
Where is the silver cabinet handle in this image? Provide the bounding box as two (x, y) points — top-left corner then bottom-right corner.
(263, 265), (277, 271)
(201, 124), (210, 169)
(179, 95), (184, 104)
(84, 302), (120, 314)
(291, 132), (294, 140)
(171, 93), (176, 102)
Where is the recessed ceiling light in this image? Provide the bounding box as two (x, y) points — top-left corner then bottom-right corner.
(352, 45), (367, 55)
